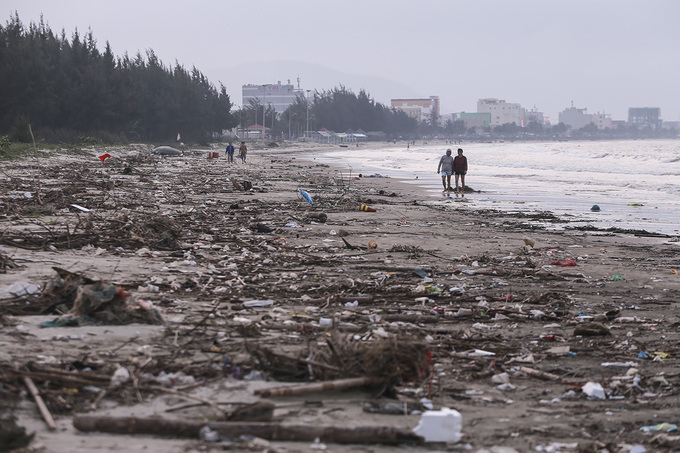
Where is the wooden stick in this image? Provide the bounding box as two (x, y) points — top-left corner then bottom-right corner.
(520, 366), (561, 381)
(73, 415), (423, 444)
(254, 376), (383, 398)
(28, 124), (44, 205)
(23, 377), (56, 430)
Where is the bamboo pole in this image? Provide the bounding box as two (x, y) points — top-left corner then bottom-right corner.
(28, 124), (44, 205)
(23, 377), (56, 430)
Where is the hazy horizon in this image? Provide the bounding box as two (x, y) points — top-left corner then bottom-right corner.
(3, 0), (679, 122)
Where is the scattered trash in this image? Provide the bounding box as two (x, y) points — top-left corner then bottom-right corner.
(300, 189), (314, 204)
(582, 381), (606, 399)
(110, 367), (131, 386)
(574, 322), (611, 336)
(98, 153), (112, 161)
(413, 407), (462, 443)
(309, 437), (328, 450)
(70, 204), (91, 212)
(6, 281), (40, 297)
(359, 204), (376, 212)
(551, 259), (577, 267)
(243, 299), (274, 308)
(151, 146), (182, 156)
(413, 268), (430, 279)
(601, 361), (637, 368)
(610, 274), (625, 280)
(306, 212), (327, 222)
(199, 426), (220, 442)
(640, 423), (678, 433)
(535, 442), (579, 452)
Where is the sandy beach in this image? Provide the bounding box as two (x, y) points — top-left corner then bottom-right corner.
(1, 140), (680, 453)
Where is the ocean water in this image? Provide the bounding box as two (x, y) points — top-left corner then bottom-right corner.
(314, 139), (680, 236)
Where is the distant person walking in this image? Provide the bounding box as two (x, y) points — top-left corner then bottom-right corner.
(437, 148), (454, 192)
(225, 142), (235, 163)
(238, 141), (247, 163)
(453, 148), (468, 197)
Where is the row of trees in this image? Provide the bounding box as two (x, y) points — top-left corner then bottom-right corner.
(0, 14), (236, 144)
(235, 86), (419, 139)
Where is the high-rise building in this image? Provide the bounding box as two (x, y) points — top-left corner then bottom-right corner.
(628, 107), (661, 129)
(242, 81), (300, 114)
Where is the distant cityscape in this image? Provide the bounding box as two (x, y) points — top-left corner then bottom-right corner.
(242, 81), (678, 137)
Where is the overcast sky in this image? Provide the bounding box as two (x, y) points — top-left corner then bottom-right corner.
(4, 0), (679, 123)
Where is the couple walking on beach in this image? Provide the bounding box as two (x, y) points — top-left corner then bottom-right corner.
(437, 148), (467, 197)
(225, 141), (248, 164)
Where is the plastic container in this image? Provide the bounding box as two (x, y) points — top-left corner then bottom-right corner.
(413, 407), (462, 443)
(243, 299), (274, 308)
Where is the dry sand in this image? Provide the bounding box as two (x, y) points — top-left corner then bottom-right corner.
(1, 141), (680, 452)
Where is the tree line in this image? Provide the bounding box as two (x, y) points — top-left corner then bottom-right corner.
(1, 13), (420, 145)
(0, 13), (236, 144)
(235, 86), (419, 139)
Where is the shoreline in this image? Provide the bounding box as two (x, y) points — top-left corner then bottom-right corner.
(291, 141), (680, 239)
(1, 142), (680, 452)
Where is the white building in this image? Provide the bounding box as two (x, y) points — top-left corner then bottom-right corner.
(592, 112), (613, 130)
(477, 98), (523, 126)
(558, 106), (593, 130)
(524, 107), (549, 126)
(242, 81), (300, 114)
(390, 96), (441, 124)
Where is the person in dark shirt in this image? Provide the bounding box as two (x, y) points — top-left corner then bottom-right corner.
(453, 148), (468, 197)
(225, 142), (235, 164)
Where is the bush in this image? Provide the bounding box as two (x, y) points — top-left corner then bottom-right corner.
(75, 136), (102, 146)
(0, 139), (32, 160)
(9, 116), (33, 143)
(0, 135), (10, 153)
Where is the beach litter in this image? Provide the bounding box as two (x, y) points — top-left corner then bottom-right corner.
(299, 189), (314, 204)
(1, 143), (680, 452)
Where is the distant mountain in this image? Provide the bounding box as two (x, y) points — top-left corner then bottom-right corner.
(208, 60), (422, 108)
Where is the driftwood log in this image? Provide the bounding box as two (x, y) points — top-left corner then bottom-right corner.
(73, 415), (423, 444)
(254, 376), (383, 398)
